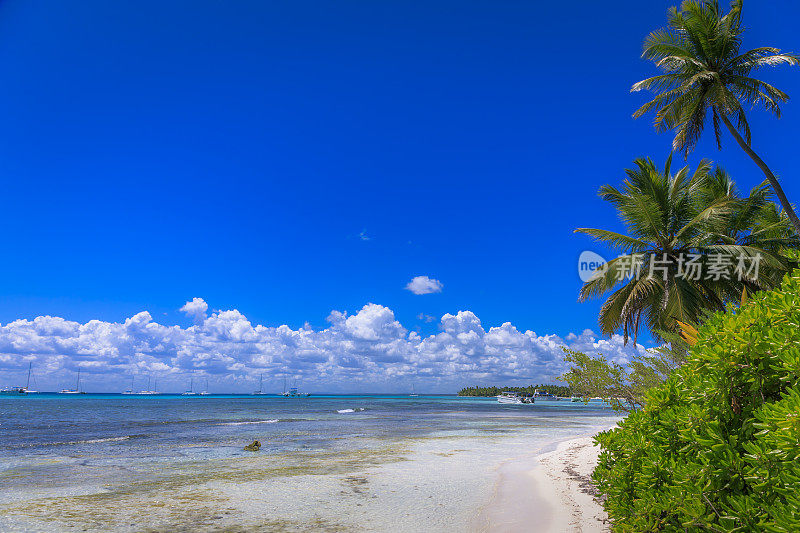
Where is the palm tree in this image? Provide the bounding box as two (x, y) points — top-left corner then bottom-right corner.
(631, 0), (800, 233)
(697, 170), (799, 293)
(576, 156), (792, 345)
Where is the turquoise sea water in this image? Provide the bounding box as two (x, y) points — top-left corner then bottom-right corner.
(0, 394), (619, 531)
(0, 394), (616, 460)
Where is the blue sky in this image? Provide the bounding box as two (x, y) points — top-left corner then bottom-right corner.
(0, 1), (798, 392)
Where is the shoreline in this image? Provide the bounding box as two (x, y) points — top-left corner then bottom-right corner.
(0, 400), (621, 532)
(477, 426), (616, 533)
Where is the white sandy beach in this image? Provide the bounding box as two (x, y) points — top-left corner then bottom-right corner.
(1, 423), (617, 532)
(479, 432), (612, 533)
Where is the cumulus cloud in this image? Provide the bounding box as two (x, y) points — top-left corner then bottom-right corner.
(406, 276), (443, 295)
(180, 297), (208, 322)
(0, 301), (646, 392)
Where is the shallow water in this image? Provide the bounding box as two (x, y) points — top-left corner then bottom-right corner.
(0, 394), (619, 531)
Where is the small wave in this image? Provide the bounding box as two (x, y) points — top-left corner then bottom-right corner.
(3, 435), (137, 449)
(336, 408), (365, 413)
(81, 436), (132, 444)
(218, 419), (279, 426)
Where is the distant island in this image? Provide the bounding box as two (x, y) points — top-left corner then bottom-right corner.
(457, 384), (571, 397)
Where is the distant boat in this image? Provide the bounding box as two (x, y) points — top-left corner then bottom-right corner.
(281, 386), (309, 397)
(280, 378), (309, 398)
(123, 376), (136, 395)
(59, 369), (86, 394)
(182, 378), (197, 396)
(252, 374), (269, 395)
(136, 376), (159, 395)
(497, 391), (524, 404)
(0, 386), (28, 395)
(1, 363), (37, 395)
(409, 384), (418, 397)
(198, 379), (210, 396)
(533, 389), (559, 401)
(24, 363), (39, 393)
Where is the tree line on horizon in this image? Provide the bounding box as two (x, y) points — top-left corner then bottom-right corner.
(457, 384), (571, 397)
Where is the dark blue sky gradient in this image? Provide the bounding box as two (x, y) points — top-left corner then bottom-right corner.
(0, 1), (797, 338)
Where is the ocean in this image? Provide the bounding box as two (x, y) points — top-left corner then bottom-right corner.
(0, 394), (619, 532)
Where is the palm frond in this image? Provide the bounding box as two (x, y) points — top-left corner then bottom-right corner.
(574, 228), (651, 254)
(632, 0), (797, 155)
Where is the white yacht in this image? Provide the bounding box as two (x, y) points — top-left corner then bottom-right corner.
(252, 374), (270, 395)
(182, 378), (197, 396)
(497, 391), (523, 404)
(281, 386), (309, 398)
(533, 389), (559, 401)
(123, 376), (136, 395)
(1, 363), (37, 395)
(135, 376), (159, 395)
(59, 369), (86, 394)
(0, 386), (28, 395)
(280, 379), (309, 397)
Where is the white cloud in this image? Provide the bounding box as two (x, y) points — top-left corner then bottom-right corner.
(406, 276), (443, 295)
(180, 297), (208, 322)
(0, 301), (646, 392)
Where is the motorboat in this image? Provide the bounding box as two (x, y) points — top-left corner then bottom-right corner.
(533, 389), (559, 401)
(0, 386), (28, 395)
(497, 391), (523, 404)
(281, 386), (309, 398)
(279, 378), (309, 397)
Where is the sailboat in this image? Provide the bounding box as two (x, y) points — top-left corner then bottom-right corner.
(136, 376), (159, 395)
(24, 363), (38, 393)
(252, 374), (269, 395)
(123, 376), (136, 394)
(280, 378), (309, 398)
(0, 363), (36, 395)
(410, 384), (418, 397)
(59, 369), (86, 394)
(182, 378), (197, 396)
(199, 379), (210, 396)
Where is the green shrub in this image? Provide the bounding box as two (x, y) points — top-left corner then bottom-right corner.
(593, 262), (800, 531)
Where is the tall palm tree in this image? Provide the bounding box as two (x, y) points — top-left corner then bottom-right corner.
(631, 0), (800, 233)
(694, 170), (799, 297)
(576, 156), (792, 345)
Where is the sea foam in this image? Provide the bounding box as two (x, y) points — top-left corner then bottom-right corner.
(218, 419), (280, 426)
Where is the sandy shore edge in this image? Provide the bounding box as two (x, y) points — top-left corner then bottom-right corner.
(476, 427), (616, 533)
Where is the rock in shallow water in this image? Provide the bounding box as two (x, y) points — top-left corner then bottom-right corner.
(244, 440), (261, 451)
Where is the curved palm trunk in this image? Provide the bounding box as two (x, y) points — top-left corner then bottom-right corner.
(720, 114), (800, 234)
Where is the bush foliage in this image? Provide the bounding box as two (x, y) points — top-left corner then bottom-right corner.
(594, 261), (800, 531)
